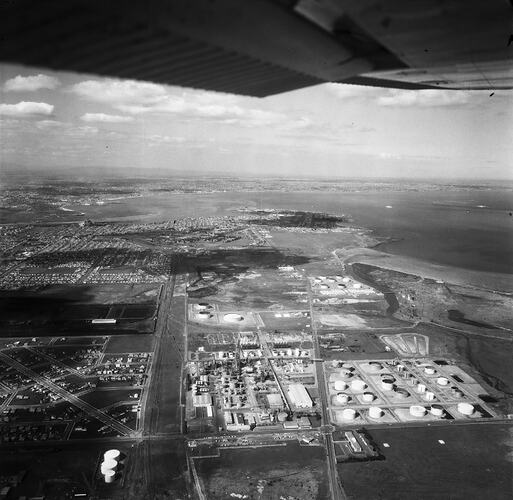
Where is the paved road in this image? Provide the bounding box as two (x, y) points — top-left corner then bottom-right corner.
(0, 351), (134, 437)
(307, 280), (346, 500)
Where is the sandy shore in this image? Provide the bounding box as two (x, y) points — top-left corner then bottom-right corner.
(335, 247), (513, 294)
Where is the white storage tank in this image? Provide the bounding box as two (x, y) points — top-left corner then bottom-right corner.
(104, 449), (121, 461)
(334, 380), (348, 391)
(368, 362), (383, 373)
(341, 408), (357, 421)
(416, 383), (427, 393)
(224, 313), (244, 323)
(104, 470), (116, 483)
(368, 406), (384, 419)
(350, 379), (366, 392)
(409, 405), (427, 417)
(457, 402), (475, 416)
(424, 391), (435, 401)
(430, 404), (445, 417)
(424, 366), (436, 375)
(362, 392), (375, 403)
(436, 377), (449, 386)
(381, 379), (394, 391)
(101, 459), (118, 474)
(395, 388), (409, 399)
(335, 393), (350, 405)
(277, 411), (288, 422)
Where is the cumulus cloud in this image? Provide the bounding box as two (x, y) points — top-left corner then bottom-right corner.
(70, 78), (300, 127)
(81, 113), (134, 123)
(4, 74), (60, 92)
(0, 101), (54, 117)
(377, 89), (470, 107)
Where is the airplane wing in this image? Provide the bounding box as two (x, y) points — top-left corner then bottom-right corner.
(1, 0), (512, 96)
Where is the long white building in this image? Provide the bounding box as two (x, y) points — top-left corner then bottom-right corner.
(287, 383), (313, 409)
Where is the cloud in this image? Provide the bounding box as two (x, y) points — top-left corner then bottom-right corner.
(327, 83), (473, 108)
(147, 134), (186, 144)
(35, 120), (98, 137)
(4, 74), (60, 92)
(377, 89), (470, 107)
(325, 83), (383, 99)
(70, 125), (98, 137)
(81, 113), (134, 123)
(36, 119), (67, 130)
(0, 101), (54, 117)
(70, 78), (301, 127)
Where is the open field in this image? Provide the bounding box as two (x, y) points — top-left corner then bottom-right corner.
(0, 440), (135, 499)
(338, 423), (513, 500)
(0, 285), (158, 337)
(194, 441), (329, 500)
(105, 334), (155, 353)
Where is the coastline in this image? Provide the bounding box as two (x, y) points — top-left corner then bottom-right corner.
(335, 247), (513, 294)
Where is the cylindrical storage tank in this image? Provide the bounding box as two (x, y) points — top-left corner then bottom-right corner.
(430, 404), (444, 417)
(436, 377), (449, 386)
(101, 459), (118, 474)
(320, 284), (329, 290)
(381, 379), (394, 391)
(368, 362), (382, 373)
(334, 380), (348, 391)
(409, 405), (427, 417)
(341, 363), (354, 370)
(416, 383), (427, 393)
(407, 378), (417, 386)
(368, 406), (384, 419)
(196, 303), (210, 310)
(424, 391), (435, 401)
(451, 388), (464, 398)
(104, 449), (121, 461)
(224, 313), (244, 323)
(362, 392), (375, 403)
(396, 364), (405, 373)
(335, 393), (350, 405)
(350, 379), (366, 392)
(424, 366), (436, 375)
(197, 310), (211, 320)
(457, 402), (475, 416)
(277, 412), (288, 422)
(395, 388), (409, 399)
(339, 369), (352, 379)
(341, 408), (356, 421)
(104, 470), (116, 483)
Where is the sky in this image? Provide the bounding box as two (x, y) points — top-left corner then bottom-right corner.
(1, 63), (512, 179)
